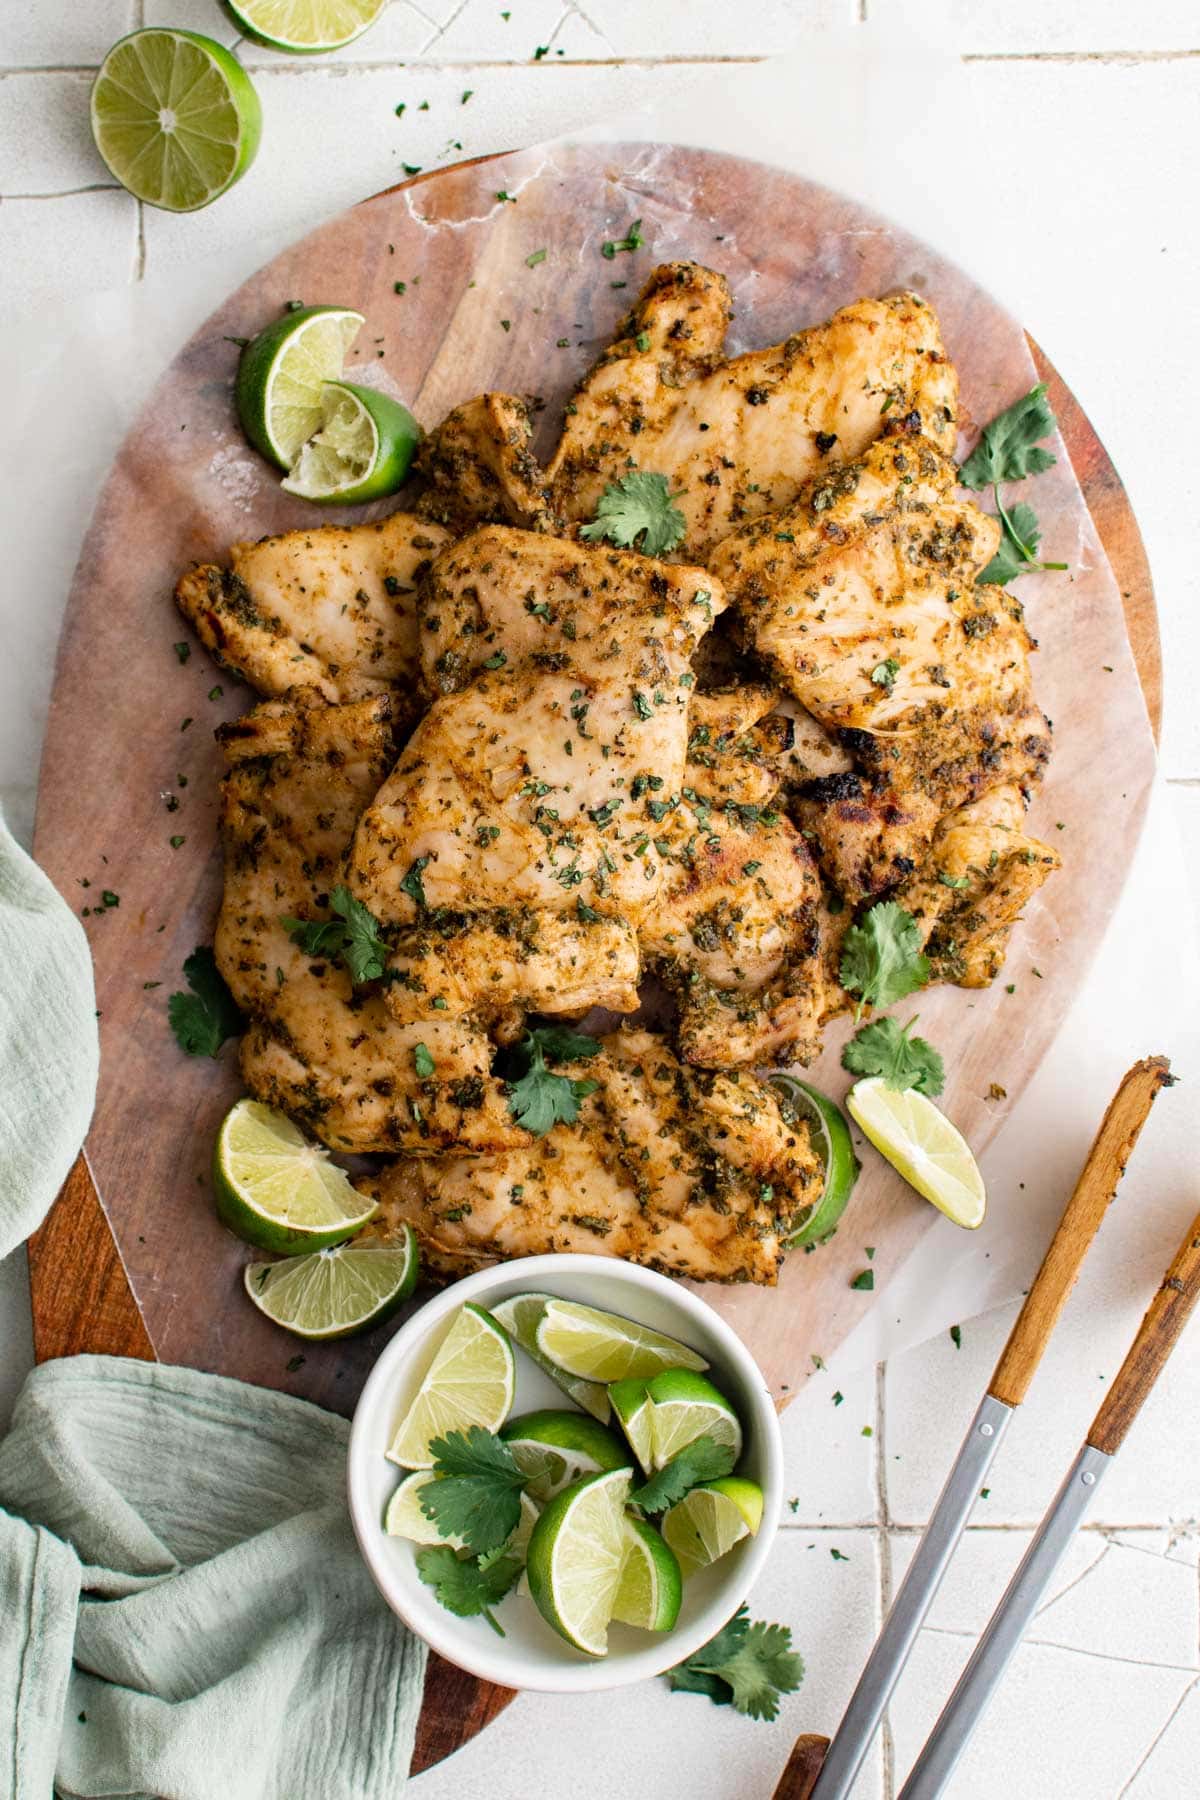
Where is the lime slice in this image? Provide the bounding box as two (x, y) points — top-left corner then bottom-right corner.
(535, 1300), (708, 1383)
(90, 30), (262, 213)
(236, 306), (364, 469)
(387, 1303), (515, 1469)
(770, 1075), (861, 1247)
(281, 380), (420, 505)
(644, 1369), (743, 1470)
(611, 1515), (682, 1631)
(500, 1410), (628, 1504)
(385, 1472), (538, 1562)
(224, 0), (387, 53)
(488, 1294), (611, 1423)
(609, 1378), (654, 1474)
(846, 1077), (986, 1228)
(661, 1477), (762, 1580)
(214, 1098), (376, 1253)
(244, 1229), (418, 1339)
(526, 1467), (633, 1656)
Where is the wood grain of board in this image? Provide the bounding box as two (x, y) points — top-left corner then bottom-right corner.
(28, 144), (1162, 1768)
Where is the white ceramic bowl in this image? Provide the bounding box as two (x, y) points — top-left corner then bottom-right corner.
(348, 1254), (783, 1691)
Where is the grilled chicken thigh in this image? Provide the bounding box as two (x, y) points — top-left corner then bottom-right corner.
(347, 529), (726, 935)
(547, 263), (958, 558)
(361, 1029), (823, 1285)
(176, 512), (450, 708)
(414, 393), (556, 533)
(216, 691), (524, 1154)
(710, 434), (1052, 902)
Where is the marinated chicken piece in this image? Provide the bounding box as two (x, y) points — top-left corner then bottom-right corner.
(547, 263), (958, 558)
(175, 512), (450, 707)
(685, 686), (795, 809)
(415, 393), (556, 534)
(360, 1029), (823, 1285)
(891, 785), (1061, 986)
(347, 529), (727, 939)
(216, 691), (524, 1154)
(710, 435), (1052, 901)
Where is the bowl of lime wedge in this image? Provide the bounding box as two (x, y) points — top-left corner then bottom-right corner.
(347, 1255), (784, 1691)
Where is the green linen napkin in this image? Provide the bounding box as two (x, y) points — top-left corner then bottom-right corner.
(0, 1355), (428, 1799)
(0, 812), (98, 1261)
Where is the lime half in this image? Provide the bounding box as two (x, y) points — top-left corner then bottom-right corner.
(214, 1098), (376, 1253)
(661, 1477), (762, 1580)
(770, 1075), (860, 1247)
(526, 1467), (633, 1656)
(487, 1293), (610, 1423)
(847, 1077), (986, 1229)
(90, 30), (262, 212)
(536, 1300), (708, 1383)
(225, 0), (387, 53)
(282, 380), (421, 504)
(499, 1410), (628, 1504)
(387, 1303), (515, 1469)
(609, 1378), (653, 1473)
(244, 1228), (418, 1339)
(644, 1369), (743, 1470)
(236, 305), (364, 468)
(612, 1515), (682, 1631)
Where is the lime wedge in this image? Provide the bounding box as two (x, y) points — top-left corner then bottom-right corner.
(224, 0), (387, 53)
(644, 1369), (743, 1470)
(387, 1303), (515, 1469)
(385, 1472), (538, 1563)
(609, 1378), (653, 1473)
(90, 30), (262, 212)
(282, 380), (420, 504)
(488, 1294), (611, 1423)
(499, 1409), (628, 1504)
(214, 1099), (377, 1253)
(846, 1077), (986, 1228)
(661, 1477), (762, 1580)
(236, 306), (364, 469)
(244, 1228), (418, 1339)
(535, 1300), (708, 1383)
(526, 1467), (633, 1656)
(611, 1515), (682, 1631)
(770, 1075), (861, 1247)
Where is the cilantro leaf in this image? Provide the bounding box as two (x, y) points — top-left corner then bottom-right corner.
(631, 1435), (736, 1514)
(419, 1427), (530, 1554)
(282, 884), (388, 985)
(959, 383), (1058, 490)
(414, 1545), (523, 1635)
(400, 855), (431, 910)
(842, 1015), (945, 1097)
(667, 1606), (804, 1721)
(839, 902), (930, 1014)
(977, 499), (1066, 585)
(505, 1026), (602, 1137)
(579, 471), (686, 557)
(167, 946), (243, 1057)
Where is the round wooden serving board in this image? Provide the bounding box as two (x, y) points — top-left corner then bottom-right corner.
(29, 144), (1159, 1771)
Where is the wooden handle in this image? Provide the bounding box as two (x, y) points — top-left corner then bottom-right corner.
(988, 1057), (1172, 1409)
(771, 1734), (831, 1799)
(1087, 1207), (1200, 1456)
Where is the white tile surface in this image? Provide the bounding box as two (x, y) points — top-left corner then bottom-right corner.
(3, 6), (1200, 1794)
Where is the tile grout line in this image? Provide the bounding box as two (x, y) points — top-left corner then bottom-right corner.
(1117, 1675), (1200, 1797)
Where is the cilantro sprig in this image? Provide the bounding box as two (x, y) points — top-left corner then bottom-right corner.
(630, 1435), (736, 1514)
(842, 1015), (945, 1097)
(505, 1024), (602, 1137)
(281, 884), (388, 985)
(419, 1427), (541, 1555)
(415, 1545), (524, 1636)
(839, 902), (930, 1019)
(167, 946), (243, 1058)
(958, 383), (1067, 585)
(580, 471), (686, 557)
(667, 1605), (804, 1721)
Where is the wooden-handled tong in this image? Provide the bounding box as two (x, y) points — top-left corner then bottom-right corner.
(774, 1057), (1173, 1800)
